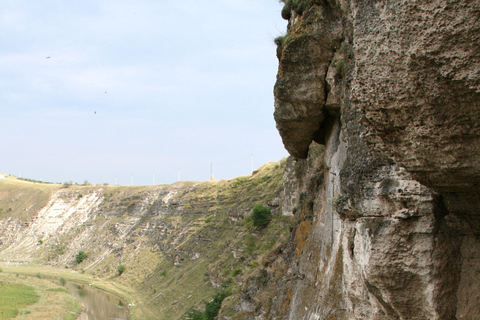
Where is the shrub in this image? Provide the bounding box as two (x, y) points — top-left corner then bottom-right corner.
(274, 34), (292, 60)
(35, 272), (42, 279)
(76, 251), (87, 264)
(183, 289), (230, 320)
(56, 245), (65, 255)
(250, 203), (272, 229)
(160, 270), (167, 277)
(62, 181), (73, 188)
(335, 59), (345, 79)
(281, 0), (293, 20)
(204, 290), (229, 320)
(59, 277), (67, 286)
(117, 265), (127, 275)
(231, 269), (242, 277)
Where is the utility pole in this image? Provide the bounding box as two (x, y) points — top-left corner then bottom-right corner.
(210, 162), (215, 181)
(153, 172), (155, 186)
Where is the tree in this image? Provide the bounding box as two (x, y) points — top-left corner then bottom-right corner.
(204, 291), (229, 320)
(250, 203), (272, 229)
(76, 251), (87, 264)
(117, 265), (127, 275)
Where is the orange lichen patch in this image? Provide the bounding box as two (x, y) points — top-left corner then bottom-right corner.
(295, 219), (313, 257)
(281, 285), (294, 312)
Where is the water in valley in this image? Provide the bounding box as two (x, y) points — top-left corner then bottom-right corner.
(65, 282), (128, 320)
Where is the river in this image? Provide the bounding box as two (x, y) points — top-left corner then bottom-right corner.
(64, 282), (128, 320)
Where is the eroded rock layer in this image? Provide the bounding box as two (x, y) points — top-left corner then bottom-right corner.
(272, 0), (480, 319)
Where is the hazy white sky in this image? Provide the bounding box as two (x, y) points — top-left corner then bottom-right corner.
(0, 0), (288, 185)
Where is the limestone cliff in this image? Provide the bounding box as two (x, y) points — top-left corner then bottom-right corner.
(270, 0), (480, 319)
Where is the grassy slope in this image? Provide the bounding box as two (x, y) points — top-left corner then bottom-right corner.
(0, 270), (81, 320)
(0, 160), (291, 320)
(0, 176), (61, 221)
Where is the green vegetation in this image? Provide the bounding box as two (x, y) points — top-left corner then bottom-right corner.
(117, 264), (127, 275)
(280, 0), (325, 20)
(244, 234), (257, 255)
(0, 283), (39, 319)
(231, 268), (242, 277)
(35, 272), (42, 279)
(0, 270), (82, 320)
(56, 244), (65, 255)
(76, 251), (88, 264)
(247, 203), (272, 229)
(335, 58), (345, 79)
(184, 289), (230, 320)
(59, 277), (67, 286)
(274, 34), (292, 59)
(47, 287), (70, 293)
(62, 181), (73, 188)
(281, 0), (293, 20)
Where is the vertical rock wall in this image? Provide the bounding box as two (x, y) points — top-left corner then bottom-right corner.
(272, 0), (480, 319)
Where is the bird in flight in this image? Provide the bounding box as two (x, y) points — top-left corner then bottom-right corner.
(46, 56), (51, 59)
(94, 111), (96, 114)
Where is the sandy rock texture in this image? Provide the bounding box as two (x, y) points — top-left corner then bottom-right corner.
(352, 0), (480, 217)
(272, 0), (480, 319)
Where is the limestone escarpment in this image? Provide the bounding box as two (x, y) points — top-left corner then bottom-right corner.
(272, 0), (480, 319)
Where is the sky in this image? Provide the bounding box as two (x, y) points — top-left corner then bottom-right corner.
(0, 0), (289, 185)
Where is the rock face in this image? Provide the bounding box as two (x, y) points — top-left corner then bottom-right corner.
(352, 0), (480, 220)
(272, 0), (480, 319)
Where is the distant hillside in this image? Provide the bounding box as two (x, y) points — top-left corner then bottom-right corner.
(0, 160), (292, 320)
